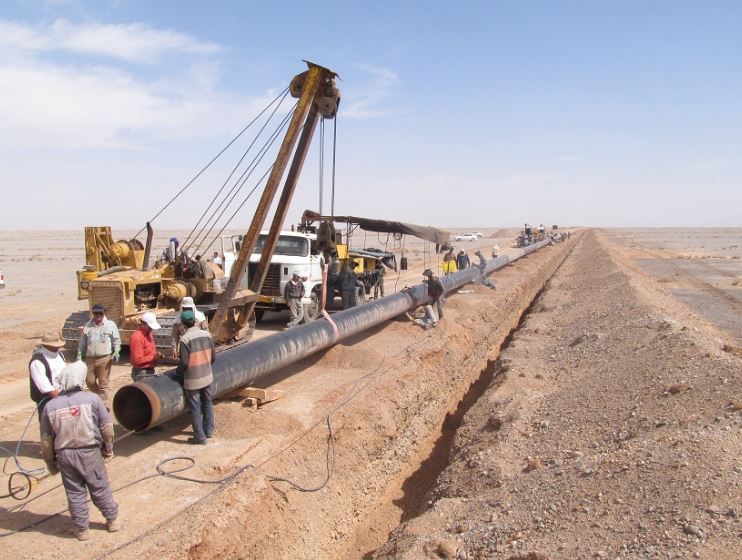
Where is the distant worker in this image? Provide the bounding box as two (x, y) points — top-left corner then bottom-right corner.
(474, 251), (497, 290)
(29, 331), (66, 419)
(491, 243), (500, 258)
(284, 271), (306, 328)
(77, 304), (120, 408)
(456, 250), (470, 270)
(130, 312), (162, 381)
(161, 237), (179, 263)
(194, 255), (215, 280)
(340, 262), (360, 309)
(373, 261), (386, 300)
(171, 297), (208, 358)
(422, 269), (445, 320)
(175, 310), (216, 445)
(40, 362), (119, 541)
(212, 251), (223, 269)
(443, 248), (457, 275)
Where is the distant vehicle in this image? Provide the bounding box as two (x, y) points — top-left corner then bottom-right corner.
(471, 231), (483, 238)
(0, 270), (4, 289)
(454, 233), (477, 242)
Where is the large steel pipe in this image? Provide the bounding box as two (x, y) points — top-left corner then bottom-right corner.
(113, 240), (550, 431)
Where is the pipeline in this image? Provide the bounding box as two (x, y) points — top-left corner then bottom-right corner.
(113, 240), (551, 431)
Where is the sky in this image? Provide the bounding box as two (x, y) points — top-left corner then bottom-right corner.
(0, 0), (740, 231)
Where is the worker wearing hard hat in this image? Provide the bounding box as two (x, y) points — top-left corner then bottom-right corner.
(171, 297), (208, 358)
(130, 312), (163, 381)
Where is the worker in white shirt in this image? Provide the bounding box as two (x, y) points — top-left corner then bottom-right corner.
(211, 251), (223, 269)
(29, 331), (67, 419)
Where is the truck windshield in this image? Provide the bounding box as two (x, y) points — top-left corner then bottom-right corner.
(254, 235), (308, 257)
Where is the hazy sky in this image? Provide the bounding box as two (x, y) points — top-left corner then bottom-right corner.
(1, 0), (740, 231)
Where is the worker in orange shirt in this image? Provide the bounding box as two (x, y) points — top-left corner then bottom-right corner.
(130, 312), (163, 382)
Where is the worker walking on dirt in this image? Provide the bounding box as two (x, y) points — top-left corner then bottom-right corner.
(373, 260), (386, 300)
(171, 297), (208, 358)
(40, 361), (119, 541)
(284, 271), (306, 328)
(176, 310), (216, 445)
(474, 251), (497, 290)
(29, 331), (66, 419)
(77, 304), (120, 408)
(443, 248), (457, 275)
(456, 250), (470, 270)
(130, 312), (163, 381)
(422, 269), (445, 320)
(491, 243), (500, 259)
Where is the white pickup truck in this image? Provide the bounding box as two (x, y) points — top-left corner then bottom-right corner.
(454, 233), (478, 242)
(221, 231), (324, 323)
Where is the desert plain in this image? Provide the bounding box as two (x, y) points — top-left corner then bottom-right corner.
(0, 226), (740, 559)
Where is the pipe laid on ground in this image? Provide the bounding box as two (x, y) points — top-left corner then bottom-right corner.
(113, 240), (551, 431)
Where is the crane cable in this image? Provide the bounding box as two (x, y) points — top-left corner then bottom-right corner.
(181, 88), (291, 250)
(186, 100), (298, 255)
(133, 86), (290, 239)
(192, 108), (300, 257)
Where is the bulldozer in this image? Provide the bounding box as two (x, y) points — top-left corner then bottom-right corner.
(63, 61), (342, 357)
(62, 223), (257, 358)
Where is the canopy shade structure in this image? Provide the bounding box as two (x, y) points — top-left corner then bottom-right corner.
(301, 210), (451, 245)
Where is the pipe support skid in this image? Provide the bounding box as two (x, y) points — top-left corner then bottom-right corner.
(113, 240), (551, 431)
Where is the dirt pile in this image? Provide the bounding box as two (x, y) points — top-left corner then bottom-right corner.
(372, 230), (742, 559)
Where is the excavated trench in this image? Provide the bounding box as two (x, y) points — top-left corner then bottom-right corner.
(344, 237), (581, 559)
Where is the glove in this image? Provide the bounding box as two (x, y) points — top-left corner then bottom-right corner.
(76, 352), (83, 361)
(45, 461), (59, 476)
(112, 350), (120, 364)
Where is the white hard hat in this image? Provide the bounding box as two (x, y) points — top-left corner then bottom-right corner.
(140, 312), (161, 330)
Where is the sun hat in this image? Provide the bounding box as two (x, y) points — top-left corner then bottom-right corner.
(180, 296), (195, 309)
(39, 330), (66, 348)
(422, 269), (433, 277)
(140, 312), (161, 330)
(59, 361), (88, 392)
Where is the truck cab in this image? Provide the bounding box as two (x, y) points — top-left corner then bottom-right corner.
(221, 231), (324, 322)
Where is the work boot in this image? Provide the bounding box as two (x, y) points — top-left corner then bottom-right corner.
(74, 528), (91, 541)
(106, 517), (121, 532)
(187, 437), (207, 445)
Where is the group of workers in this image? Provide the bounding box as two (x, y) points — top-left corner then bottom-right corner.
(441, 244), (500, 276)
(28, 299), (216, 540)
(26, 236), (505, 540)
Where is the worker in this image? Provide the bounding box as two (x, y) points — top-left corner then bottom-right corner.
(442, 248), (457, 275)
(407, 305), (439, 330)
(373, 261), (386, 300)
(161, 237), (179, 263)
(284, 271), (306, 328)
(340, 262), (360, 309)
(176, 310), (216, 445)
(29, 331), (66, 419)
(491, 243), (500, 258)
(211, 251), (223, 269)
(77, 304), (120, 408)
(171, 297), (208, 358)
(474, 251), (497, 290)
(456, 250), (470, 270)
(130, 312), (162, 381)
(422, 269), (445, 320)
(40, 361), (119, 541)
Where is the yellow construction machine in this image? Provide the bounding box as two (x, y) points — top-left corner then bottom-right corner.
(63, 61), (341, 356)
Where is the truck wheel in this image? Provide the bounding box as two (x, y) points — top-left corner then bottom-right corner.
(254, 309), (264, 323)
(303, 287), (322, 324)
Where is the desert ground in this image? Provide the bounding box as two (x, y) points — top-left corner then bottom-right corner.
(0, 227), (740, 559)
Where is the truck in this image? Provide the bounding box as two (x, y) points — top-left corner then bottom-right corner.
(221, 230), (325, 323)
